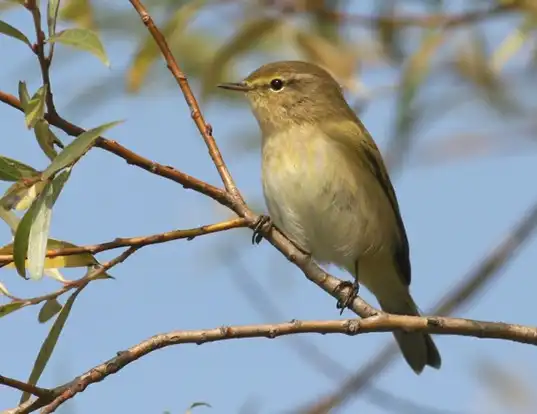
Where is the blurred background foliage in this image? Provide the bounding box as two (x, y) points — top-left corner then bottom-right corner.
(2, 0), (537, 413)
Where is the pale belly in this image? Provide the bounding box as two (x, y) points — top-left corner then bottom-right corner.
(261, 129), (390, 268)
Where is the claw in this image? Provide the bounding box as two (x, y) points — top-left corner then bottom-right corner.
(335, 280), (360, 315)
(252, 215), (272, 245)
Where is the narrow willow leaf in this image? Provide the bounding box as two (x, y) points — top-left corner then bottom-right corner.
(42, 120), (122, 179)
(201, 17), (280, 100)
(389, 29), (445, 169)
(0, 238), (98, 270)
(38, 299), (62, 323)
(47, 0), (60, 38)
(13, 180), (52, 278)
(294, 29), (358, 89)
(25, 85), (48, 129)
(0, 0), (25, 12)
(44, 268), (68, 282)
(1, 180), (46, 211)
(0, 302), (24, 318)
(47, 28), (110, 67)
(59, 0), (94, 29)
(0, 206), (20, 232)
(20, 289), (82, 403)
(127, 0), (206, 93)
(34, 121), (60, 160)
(18, 81), (30, 110)
(0, 20), (31, 47)
(0, 281), (10, 296)
(491, 15), (537, 73)
(27, 169), (71, 280)
(0, 156), (39, 182)
(186, 402), (212, 414)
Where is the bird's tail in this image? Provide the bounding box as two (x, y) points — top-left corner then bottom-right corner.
(376, 288), (441, 374)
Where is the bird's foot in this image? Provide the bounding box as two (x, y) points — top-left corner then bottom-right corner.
(252, 215), (272, 245)
(335, 280), (360, 315)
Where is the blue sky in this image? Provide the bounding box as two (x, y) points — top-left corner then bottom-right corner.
(1, 2), (537, 414)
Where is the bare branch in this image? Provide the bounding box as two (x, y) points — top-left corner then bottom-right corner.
(18, 314), (537, 413)
(128, 0), (242, 200)
(0, 218), (248, 266)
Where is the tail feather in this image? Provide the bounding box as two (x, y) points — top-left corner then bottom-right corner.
(377, 292), (441, 374)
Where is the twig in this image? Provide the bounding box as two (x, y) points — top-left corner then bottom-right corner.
(1, 247), (141, 316)
(0, 91), (231, 208)
(24, 0), (56, 115)
(28, 314), (537, 413)
(0, 375), (52, 400)
(0, 218), (247, 266)
(128, 0), (242, 200)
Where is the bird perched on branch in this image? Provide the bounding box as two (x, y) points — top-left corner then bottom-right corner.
(219, 61), (441, 374)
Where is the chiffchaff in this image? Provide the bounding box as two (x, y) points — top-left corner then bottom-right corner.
(218, 61), (441, 374)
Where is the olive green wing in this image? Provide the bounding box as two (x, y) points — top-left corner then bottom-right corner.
(322, 118), (412, 286)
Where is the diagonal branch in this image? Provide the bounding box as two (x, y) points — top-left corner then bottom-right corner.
(0, 90), (230, 208)
(128, 0), (242, 200)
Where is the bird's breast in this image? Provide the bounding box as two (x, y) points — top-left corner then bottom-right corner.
(261, 127), (389, 265)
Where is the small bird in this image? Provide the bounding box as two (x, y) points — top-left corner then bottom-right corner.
(218, 61), (441, 374)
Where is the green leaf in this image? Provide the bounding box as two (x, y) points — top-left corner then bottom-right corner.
(34, 121), (61, 160)
(47, 28), (110, 67)
(1, 180), (47, 211)
(20, 289), (82, 404)
(186, 402), (212, 414)
(201, 17), (280, 100)
(25, 85), (48, 129)
(127, 0), (206, 93)
(10, 170), (68, 280)
(27, 169), (71, 280)
(0, 20), (31, 47)
(0, 281), (10, 296)
(0, 156), (40, 182)
(0, 302), (25, 318)
(47, 0), (60, 38)
(13, 181), (51, 278)
(38, 299), (62, 323)
(42, 120), (122, 179)
(0, 238), (98, 270)
(18, 81), (30, 110)
(0, 206), (20, 232)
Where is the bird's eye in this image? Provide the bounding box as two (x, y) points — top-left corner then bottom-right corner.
(270, 78), (284, 91)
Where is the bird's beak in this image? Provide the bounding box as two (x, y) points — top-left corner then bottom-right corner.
(217, 82), (252, 92)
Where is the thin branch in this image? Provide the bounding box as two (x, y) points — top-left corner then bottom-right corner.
(26, 314), (537, 413)
(0, 375), (52, 400)
(24, 0), (56, 115)
(0, 218), (248, 266)
(128, 0), (242, 200)
(2, 246), (141, 317)
(0, 90), (230, 208)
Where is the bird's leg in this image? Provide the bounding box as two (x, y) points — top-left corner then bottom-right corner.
(335, 261), (360, 315)
(252, 215), (273, 245)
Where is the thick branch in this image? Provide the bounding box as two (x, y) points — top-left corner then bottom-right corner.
(19, 315), (537, 413)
